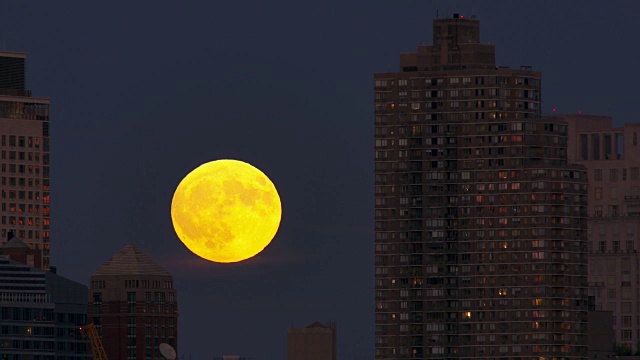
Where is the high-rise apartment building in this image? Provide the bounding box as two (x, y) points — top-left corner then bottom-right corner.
(374, 14), (589, 359)
(558, 114), (640, 352)
(0, 51), (51, 269)
(88, 244), (178, 360)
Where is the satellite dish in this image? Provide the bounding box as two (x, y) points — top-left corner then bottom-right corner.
(159, 343), (177, 360)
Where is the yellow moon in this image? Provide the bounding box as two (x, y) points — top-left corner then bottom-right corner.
(171, 159), (281, 263)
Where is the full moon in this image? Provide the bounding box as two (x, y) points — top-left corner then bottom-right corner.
(171, 159), (281, 263)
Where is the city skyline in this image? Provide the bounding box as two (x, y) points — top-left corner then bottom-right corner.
(2, 1), (640, 359)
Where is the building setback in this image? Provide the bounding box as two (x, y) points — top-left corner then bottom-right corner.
(558, 114), (640, 352)
(88, 244), (178, 360)
(0, 255), (89, 360)
(0, 51), (52, 269)
(374, 14), (589, 359)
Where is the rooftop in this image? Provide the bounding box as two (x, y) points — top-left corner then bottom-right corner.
(92, 244), (171, 277)
(1, 236), (30, 249)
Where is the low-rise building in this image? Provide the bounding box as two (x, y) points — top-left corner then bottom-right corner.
(0, 256), (89, 359)
(288, 321), (337, 360)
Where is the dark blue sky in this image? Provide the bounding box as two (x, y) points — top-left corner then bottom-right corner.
(2, 1), (639, 359)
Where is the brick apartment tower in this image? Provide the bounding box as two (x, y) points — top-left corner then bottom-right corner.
(89, 244), (178, 360)
(557, 114), (640, 352)
(0, 51), (52, 269)
(374, 14), (590, 359)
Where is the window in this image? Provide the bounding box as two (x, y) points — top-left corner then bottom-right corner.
(594, 205), (602, 217)
(613, 224), (620, 234)
(599, 241), (606, 252)
(374, 139), (387, 147)
(594, 169), (602, 181)
(594, 187), (602, 200)
(580, 134), (588, 160)
(592, 134), (600, 160)
(631, 167), (639, 181)
(610, 169), (618, 182)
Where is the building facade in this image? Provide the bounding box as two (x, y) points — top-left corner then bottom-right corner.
(0, 256), (89, 360)
(558, 114), (640, 352)
(287, 321), (337, 360)
(0, 51), (51, 269)
(88, 244), (178, 360)
(374, 15), (589, 359)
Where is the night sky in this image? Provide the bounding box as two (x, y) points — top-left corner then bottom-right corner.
(2, 1), (640, 359)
